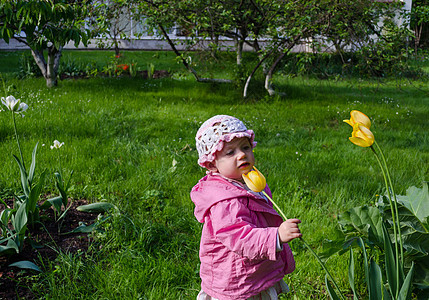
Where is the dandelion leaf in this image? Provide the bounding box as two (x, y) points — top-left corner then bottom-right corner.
(338, 205), (383, 245)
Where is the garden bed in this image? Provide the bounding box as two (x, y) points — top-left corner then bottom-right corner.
(59, 70), (170, 80)
(0, 199), (97, 299)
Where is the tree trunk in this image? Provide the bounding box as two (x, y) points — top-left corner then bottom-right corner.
(114, 37), (120, 56)
(46, 46), (62, 87)
(31, 46), (62, 88)
(243, 48), (275, 98)
(235, 37), (243, 65)
(265, 52), (286, 96)
(31, 49), (47, 78)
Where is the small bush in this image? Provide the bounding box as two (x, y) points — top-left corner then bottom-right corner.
(17, 53), (42, 79)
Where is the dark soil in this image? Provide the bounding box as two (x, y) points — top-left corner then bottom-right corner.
(0, 199), (98, 300)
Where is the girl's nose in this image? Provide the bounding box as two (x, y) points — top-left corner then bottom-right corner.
(237, 149), (246, 159)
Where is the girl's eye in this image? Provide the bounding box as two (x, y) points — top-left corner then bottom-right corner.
(226, 150), (234, 156)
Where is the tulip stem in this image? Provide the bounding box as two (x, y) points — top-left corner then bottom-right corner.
(374, 141), (404, 266)
(262, 191), (346, 300)
(370, 145), (400, 298)
(12, 112), (26, 172)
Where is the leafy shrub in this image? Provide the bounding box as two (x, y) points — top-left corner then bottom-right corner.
(17, 53), (42, 79)
(58, 58), (87, 78)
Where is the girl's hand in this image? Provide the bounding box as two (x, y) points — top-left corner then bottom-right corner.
(278, 219), (302, 243)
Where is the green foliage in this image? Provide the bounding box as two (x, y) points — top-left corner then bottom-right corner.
(280, 50), (426, 80)
(0, 0), (97, 87)
(17, 53), (42, 79)
(0, 96), (72, 262)
(58, 58), (87, 78)
(0, 50), (428, 298)
(328, 183), (429, 298)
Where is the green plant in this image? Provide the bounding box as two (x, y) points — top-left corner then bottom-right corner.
(322, 110), (424, 299)
(0, 97), (73, 256)
(0, 95), (45, 254)
(335, 183), (429, 295)
(147, 63), (155, 79)
(17, 53), (42, 79)
(58, 58), (86, 78)
(45, 140), (74, 221)
(129, 62), (138, 77)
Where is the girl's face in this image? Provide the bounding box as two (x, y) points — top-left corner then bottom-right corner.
(207, 137), (255, 181)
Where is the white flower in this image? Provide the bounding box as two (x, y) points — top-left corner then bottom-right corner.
(1, 95), (28, 114)
(50, 140), (64, 149)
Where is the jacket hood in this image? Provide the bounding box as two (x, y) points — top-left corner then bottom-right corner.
(190, 174), (269, 223)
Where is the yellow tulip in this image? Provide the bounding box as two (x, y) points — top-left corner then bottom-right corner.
(343, 110), (371, 129)
(242, 166), (266, 193)
(349, 124), (375, 147)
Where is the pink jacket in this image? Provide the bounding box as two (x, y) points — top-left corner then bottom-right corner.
(190, 174), (295, 300)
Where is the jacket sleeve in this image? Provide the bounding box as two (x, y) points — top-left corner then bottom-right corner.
(209, 197), (279, 261)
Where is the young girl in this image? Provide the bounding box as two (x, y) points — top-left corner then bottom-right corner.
(191, 115), (302, 300)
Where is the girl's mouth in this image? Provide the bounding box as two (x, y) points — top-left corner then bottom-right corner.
(239, 162), (250, 169)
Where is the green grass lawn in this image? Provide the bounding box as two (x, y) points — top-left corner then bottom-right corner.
(0, 50), (428, 299)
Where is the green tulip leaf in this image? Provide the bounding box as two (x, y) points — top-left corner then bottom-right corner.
(28, 142), (38, 186)
(382, 223), (401, 298)
(398, 262), (414, 300)
(12, 201), (27, 234)
(28, 169), (47, 214)
(0, 238), (18, 255)
(54, 172), (67, 204)
(67, 222), (98, 233)
(395, 182), (429, 231)
(47, 196), (63, 213)
(325, 275), (342, 300)
(0, 208), (13, 225)
(77, 202), (115, 213)
(348, 247), (358, 299)
(65, 215), (110, 234)
(0, 238), (20, 254)
(369, 260), (389, 300)
(13, 154), (29, 197)
(9, 260), (41, 272)
(356, 238), (371, 299)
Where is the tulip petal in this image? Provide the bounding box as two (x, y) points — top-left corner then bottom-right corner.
(343, 119), (354, 127)
(242, 167), (266, 193)
(17, 102), (28, 113)
(350, 110), (371, 129)
(349, 137), (371, 147)
(358, 125), (374, 139)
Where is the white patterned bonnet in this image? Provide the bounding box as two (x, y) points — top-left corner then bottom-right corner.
(196, 115), (256, 167)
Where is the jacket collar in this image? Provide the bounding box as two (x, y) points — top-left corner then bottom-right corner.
(191, 173), (280, 222)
